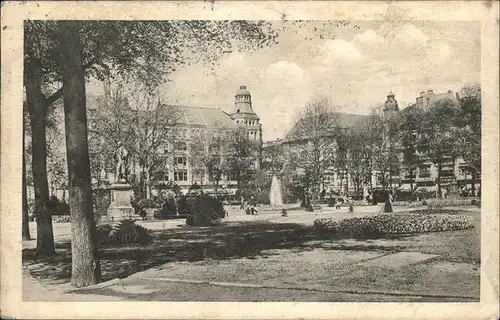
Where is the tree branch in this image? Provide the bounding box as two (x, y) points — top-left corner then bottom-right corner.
(46, 87), (64, 106)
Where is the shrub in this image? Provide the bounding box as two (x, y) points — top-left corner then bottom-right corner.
(96, 224), (113, 245)
(188, 183), (203, 196)
(103, 219), (151, 245)
(135, 198), (159, 210)
(157, 194), (178, 219)
(313, 213), (474, 238)
(177, 195), (191, 216)
(186, 194), (226, 226)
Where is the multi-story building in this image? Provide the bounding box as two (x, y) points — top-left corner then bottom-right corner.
(152, 85), (263, 195)
(401, 89), (480, 194)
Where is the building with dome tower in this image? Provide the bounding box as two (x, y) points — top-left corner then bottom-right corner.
(230, 85), (263, 147)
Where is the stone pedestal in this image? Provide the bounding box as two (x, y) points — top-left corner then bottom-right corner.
(106, 183), (134, 222)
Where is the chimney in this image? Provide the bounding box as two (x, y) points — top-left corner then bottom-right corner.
(419, 91), (425, 97)
(427, 89), (434, 94)
(456, 92), (460, 100)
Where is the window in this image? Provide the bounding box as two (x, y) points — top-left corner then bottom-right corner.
(175, 157), (187, 166)
(174, 169), (188, 182)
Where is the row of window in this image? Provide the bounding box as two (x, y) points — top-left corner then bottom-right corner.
(236, 120), (259, 126)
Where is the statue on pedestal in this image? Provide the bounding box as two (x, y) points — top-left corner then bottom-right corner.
(114, 141), (129, 184)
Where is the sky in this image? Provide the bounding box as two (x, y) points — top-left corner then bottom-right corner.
(89, 20), (481, 142)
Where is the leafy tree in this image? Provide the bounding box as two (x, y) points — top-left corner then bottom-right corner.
(455, 84), (481, 194)
(287, 97), (340, 194)
(417, 98), (460, 198)
(58, 21), (102, 287)
(398, 105), (424, 192)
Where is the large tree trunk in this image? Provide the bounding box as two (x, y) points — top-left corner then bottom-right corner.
(59, 21), (101, 287)
(22, 128), (32, 241)
(25, 69), (55, 256)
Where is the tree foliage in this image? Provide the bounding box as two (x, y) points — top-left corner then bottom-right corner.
(397, 105), (425, 191)
(456, 84), (481, 174)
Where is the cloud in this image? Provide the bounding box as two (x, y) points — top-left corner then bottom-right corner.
(353, 29), (384, 47)
(427, 41), (452, 64)
(392, 23), (430, 48)
(257, 61), (313, 140)
(318, 39), (363, 64)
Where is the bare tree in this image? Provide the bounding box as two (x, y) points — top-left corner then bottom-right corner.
(345, 125), (373, 193)
(189, 125), (231, 198)
(288, 97), (340, 194)
(128, 91), (182, 198)
(366, 107), (400, 190)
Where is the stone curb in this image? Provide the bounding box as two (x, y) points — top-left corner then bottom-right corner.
(138, 276), (478, 300)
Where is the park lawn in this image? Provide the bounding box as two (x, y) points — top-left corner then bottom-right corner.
(23, 208), (480, 301)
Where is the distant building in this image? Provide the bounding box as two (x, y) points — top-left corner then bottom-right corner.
(415, 89), (459, 109)
(402, 89), (479, 194)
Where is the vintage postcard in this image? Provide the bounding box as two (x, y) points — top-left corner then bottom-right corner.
(1, 1), (499, 319)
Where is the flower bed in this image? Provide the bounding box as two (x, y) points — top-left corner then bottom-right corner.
(313, 213), (474, 238)
(426, 198), (478, 208)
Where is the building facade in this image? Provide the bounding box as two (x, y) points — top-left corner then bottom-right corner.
(150, 85), (263, 195)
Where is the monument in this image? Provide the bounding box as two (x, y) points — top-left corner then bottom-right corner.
(106, 142), (134, 222)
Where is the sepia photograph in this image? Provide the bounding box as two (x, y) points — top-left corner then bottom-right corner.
(1, 1), (499, 319)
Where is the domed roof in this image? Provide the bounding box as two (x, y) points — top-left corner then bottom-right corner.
(235, 85), (251, 96)
(387, 89), (395, 97)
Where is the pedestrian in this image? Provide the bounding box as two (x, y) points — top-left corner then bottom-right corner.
(384, 190), (394, 213)
(240, 196), (245, 210)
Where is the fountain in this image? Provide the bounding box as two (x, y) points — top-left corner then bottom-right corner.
(269, 175), (283, 207)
